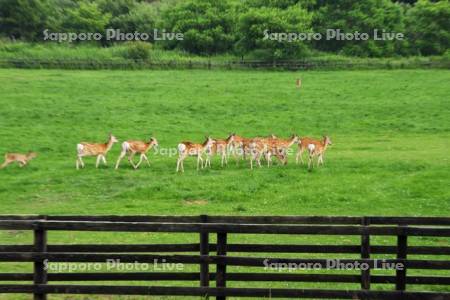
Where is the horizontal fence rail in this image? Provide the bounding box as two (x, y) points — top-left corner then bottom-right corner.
(0, 215), (449, 300)
(0, 58), (448, 71)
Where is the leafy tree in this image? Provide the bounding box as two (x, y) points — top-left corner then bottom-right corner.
(236, 5), (313, 59)
(405, 0), (450, 55)
(162, 0), (236, 54)
(109, 2), (158, 33)
(61, 0), (111, 34)
(313, 0), (406, 57)
(0, 0), (53, 40)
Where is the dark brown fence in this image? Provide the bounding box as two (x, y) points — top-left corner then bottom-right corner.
(0, 215), (449, 299)
(0, 58), (448, 71)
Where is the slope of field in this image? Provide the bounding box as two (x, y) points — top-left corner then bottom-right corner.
(0, 69), (448, 216)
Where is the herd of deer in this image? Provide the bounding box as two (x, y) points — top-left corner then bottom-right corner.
(1, 133), (332, 172)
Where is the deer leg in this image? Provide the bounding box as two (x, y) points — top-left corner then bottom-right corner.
(257, 152), (262, 168)
(1, 160), (12, 169)
(115, 151), (127, 169)
(79, 156), (85, 168)
(176, 156), (181, 172)
(308, 153), (314, 171)
(134, 154), (144, 169)
(76, 156), (83, 170)
(95, 155), (101, 168)
(143, 154), (151, 167)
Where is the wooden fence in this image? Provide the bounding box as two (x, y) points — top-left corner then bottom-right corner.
(0, 215), (449, 299)
(0, 58), (448, 71)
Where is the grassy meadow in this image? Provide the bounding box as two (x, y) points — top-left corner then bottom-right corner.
(0, 68), (449, 299)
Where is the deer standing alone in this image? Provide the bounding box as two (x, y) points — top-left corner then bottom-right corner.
(296, 136), (332, 170)
(76, 134), (118, 169)
(115, 137), (158, 169)
(176, 136), (215, 172)
(0, 152), (37, 169)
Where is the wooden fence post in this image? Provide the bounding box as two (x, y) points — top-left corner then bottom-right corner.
(200, 215), (210, 299)
(216, 232), (227, 300)
(396, 226), (408, 291)
(33, 215), (47, 300)
(361, 217), (371, 290)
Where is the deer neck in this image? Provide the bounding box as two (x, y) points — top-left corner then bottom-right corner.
(105, 139), (115, 152)
(202, 139), (211, 149)
(321, 139), (328, 151)
(225, 136), (234, 146)
(286, 137), (297, 147)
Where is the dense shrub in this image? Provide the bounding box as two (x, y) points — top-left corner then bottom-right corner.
(122, 41), (152, 61)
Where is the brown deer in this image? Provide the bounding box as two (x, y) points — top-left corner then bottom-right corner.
(248, 139), (268, 169)
(0, 152), (37, 169)
(205, 134), (235, 168)
(266, 135), (299, 166)
(176, 136), (215, 172)
(296, 137), (324, 165)
(232, 134), (276, 165)
(301, 136), (332, 170)
(115, 137), (159, 169)
(76, 134), (118, 169)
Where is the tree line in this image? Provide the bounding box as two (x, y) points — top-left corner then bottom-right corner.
(0, 0), (448, 59)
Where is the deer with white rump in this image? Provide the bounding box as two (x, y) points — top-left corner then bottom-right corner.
(115, 137), (158, 169)
(176, 136), (215, 172)
(299, 136), (332, 170)
(76, 133), (118, 169)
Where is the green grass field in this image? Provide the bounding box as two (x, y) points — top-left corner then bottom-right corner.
(0, 68), (449, 299)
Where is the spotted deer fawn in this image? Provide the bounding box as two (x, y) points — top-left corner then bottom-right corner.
(205, 134), (235, 168)
(0, 152), (37, 169)
(296, 136), (332, 170)
(176, 137), (215, 172)
(115, 137), (158, 169)
(76, 134), (118, 169)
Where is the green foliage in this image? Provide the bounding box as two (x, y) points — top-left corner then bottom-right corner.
(0, 0), (54, 40)
(236, 4), (312, 59)
(313, 0), (407, 57)
(122, 41), (152, 61)
(0, 0), (448, 58)
(405, 0), (450, 55)
(62, 0), (111, 34)
(162, 0), (236, 54)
